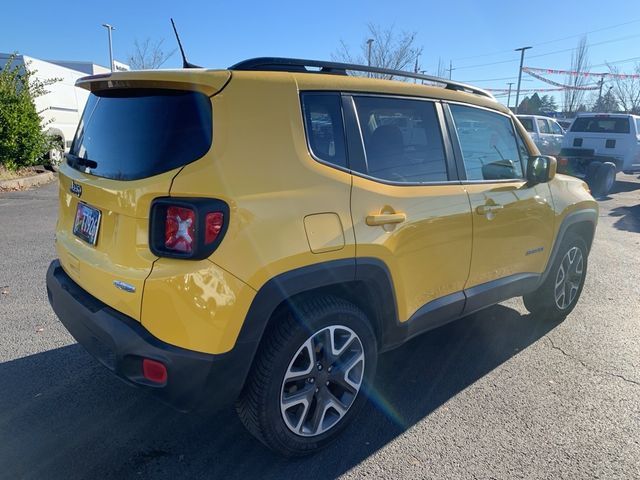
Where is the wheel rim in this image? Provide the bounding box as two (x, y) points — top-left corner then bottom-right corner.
(554, 246), (584, 310)
(280, 325), (365, 437)
(605, 169), (615, 193)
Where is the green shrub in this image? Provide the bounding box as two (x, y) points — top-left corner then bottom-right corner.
(0, 53), (57, 171)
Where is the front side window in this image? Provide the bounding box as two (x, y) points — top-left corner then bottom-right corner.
(301, 93), (347, 169)
(450, 105), (524, 181)
(352, 96), (448, 183)
(550, 120), (564, 135)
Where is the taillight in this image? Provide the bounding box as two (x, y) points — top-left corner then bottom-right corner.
(558, 157), (568, 166)
(150, 198), (229, 260)
(205, 212), (224, 245)
(165, 206), (196, 253)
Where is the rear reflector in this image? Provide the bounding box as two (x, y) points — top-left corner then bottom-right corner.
(142, 358), (168, 384)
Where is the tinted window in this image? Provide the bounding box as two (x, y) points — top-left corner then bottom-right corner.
(353, 96), (447, 183)
(519, 117), (534, 132)
(550, 120), (564, 135)
(450, 105), (524, 181)
(301, 93), (347, 168)
(537, 118), (551, 134)
(70, 89), (212, 181)
(570, 116), (631, 134)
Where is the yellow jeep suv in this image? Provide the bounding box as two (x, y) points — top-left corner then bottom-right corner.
(46, 58), (598, 456)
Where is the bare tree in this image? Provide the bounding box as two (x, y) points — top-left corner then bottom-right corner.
(607, 62), (640, 114)
(562, 37), (590, 114)
(332, 24), (423, 80)
(127, 38), (176, 70)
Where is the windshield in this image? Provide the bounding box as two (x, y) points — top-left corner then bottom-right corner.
(70, 88), (212, 180)
(570, 116), (630, 134)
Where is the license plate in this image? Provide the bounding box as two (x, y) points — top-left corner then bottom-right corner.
(73, 203), (101, 245)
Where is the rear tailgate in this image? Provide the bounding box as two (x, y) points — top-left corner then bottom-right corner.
(565, 115), (634, 162)
(56, 70), (230, 321)
(56, 166), (177, 320)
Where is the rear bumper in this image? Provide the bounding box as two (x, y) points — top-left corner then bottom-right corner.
(46, 260), (254, 412)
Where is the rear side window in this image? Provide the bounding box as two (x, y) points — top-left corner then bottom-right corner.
(570, 116), (631, 134)
(519, 117), (534, 132)
(301, 93), (347, 168)
(636, 118), (640, 133)
(70, 89), (212, 180)
(537, 118), (551, 134)
(352, 96), (448, 183)
(450, 105), (524, 181)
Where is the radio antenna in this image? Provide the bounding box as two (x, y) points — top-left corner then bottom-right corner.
(170, 18), (201, 68)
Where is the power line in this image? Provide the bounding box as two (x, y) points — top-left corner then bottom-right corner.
(454, 32), (640, 71)
(451, 18), (640, 62)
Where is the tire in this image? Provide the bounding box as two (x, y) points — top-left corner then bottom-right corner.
(589, 162), (616, 197)
(236, 296), (377, 457)
(523, 233), (588, 321)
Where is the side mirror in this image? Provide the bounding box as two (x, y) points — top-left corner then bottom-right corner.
(526, 155), (556, 185)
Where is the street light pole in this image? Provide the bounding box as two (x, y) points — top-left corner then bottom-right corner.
(366, 38), (374, 78)
(102, 23), (115, 72)
(507, 82), (514, 109)
(514, 46), (532, 114)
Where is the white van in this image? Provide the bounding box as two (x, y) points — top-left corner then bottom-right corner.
(0, 54), (105, 163)
(558, 113), (640, 196)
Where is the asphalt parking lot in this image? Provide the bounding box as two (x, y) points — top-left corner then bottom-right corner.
(1, 176), (639, 479)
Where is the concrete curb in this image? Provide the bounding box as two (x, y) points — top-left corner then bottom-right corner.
(0, 171), (56, 191)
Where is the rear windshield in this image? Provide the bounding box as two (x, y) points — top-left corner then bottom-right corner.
(69, 89), (212, 180)
(570, 116), (630, 134)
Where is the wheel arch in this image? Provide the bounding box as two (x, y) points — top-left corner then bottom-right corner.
(235, 258), (398, 390)
(541, 208), (597, 285)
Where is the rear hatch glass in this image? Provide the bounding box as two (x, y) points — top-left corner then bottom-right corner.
(69, 88), (212, 180)
(570, 117), (630, 134)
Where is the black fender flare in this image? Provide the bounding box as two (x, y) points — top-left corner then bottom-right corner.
(538, 208), (598, 286)
(234, 257), (398, 386)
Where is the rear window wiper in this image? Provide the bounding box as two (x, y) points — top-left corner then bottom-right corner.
(66, 153), (98, 170)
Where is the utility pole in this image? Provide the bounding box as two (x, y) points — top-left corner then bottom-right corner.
(507, 82), (514, 109)
(366, 38), (374, 78)
(596, 75), (606, 105)
(102, 23), (116, 72)
(413, 52), (420, 83)
(514, 46), (532, 114)
(446, 60), (454, 80)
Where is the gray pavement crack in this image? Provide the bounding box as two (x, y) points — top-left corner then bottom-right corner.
(546, 337), (640, 387)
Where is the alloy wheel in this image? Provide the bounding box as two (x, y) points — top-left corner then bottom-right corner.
(554, 246), (584, 310)
(280, 325), (365, 437)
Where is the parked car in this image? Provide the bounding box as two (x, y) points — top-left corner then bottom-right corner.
(558, 113), (640, 196)
(517, 114), (565, 156)
(46, 57), (598, 456)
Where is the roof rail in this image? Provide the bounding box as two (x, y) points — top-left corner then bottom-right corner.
(229, 57), (494, 99)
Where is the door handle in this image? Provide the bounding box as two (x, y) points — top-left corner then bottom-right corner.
(366, 213), (406, 226)
(476, 204), (504, 215)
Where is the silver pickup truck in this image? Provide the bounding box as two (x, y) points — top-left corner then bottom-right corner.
(517, 114), (565, 156)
